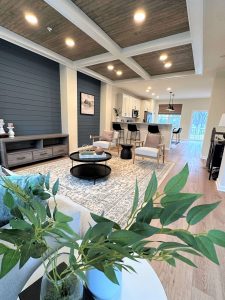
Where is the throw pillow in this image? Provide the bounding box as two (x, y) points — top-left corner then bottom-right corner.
(100, 130), (114, 142)
(0, 174), (45, 227)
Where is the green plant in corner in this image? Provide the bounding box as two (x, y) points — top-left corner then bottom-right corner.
(0, 164), (225, 298)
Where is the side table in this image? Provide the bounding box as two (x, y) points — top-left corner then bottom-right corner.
(120, 144), (133, 159)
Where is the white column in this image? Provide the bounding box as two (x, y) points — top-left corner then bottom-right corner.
(202, 70), (225, 159)
(60, 65), (78, 152)
(100, 83), (113, 133)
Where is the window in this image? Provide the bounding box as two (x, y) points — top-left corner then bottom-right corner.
(158, 114), (181, 128)
(189, 111), (208, 140)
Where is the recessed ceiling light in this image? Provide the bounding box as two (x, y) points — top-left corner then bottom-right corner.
(147, 86), (152, 90)
(156, 96), (159, 99)
(25, 13), (38, 25)
(65, 38), (75, 47)
(134, 9), (146, 24)
(167, 87), (171, 91)
(164, 62), (172, 68)
(116, 70), (123, 76)
(107, 65), (114, 71)
(159, 54), (168, 61)
(146, 89), (150, 92)
(152, 93), (155, 96)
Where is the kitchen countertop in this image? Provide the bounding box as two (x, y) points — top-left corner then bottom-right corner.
(112, 121), (172, 126)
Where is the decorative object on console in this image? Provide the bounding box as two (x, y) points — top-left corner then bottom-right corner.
(113, 107), (121, 122)
(7, 123), (15, 138)
(1, 166), (225, 300)
(0, 119), (6, 135)
(80, 92), (95, 115)
(95, 146), (104, 155)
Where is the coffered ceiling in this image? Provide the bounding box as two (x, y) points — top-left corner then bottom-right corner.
(0, 0), (202, 83)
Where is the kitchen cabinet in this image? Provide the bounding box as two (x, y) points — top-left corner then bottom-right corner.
(117, 93), (141, 118)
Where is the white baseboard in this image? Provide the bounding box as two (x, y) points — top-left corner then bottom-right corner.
(216, 179), (225, 192)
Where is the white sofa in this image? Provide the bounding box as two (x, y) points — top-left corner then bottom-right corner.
(0, 167), (94, 300)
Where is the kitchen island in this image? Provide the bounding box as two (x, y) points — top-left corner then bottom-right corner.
(113, 122), (173, 150)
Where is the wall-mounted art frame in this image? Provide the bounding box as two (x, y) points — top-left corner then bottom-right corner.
(80, 92), (95, 115)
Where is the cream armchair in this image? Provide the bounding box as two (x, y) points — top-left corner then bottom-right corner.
(133, 133), (165, 165)
(91, 130), (119, 154)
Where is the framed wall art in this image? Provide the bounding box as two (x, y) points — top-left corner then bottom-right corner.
(80, 92), (95, 115)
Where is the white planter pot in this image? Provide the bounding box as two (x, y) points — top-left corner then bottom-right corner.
(116, 117), (121, 122)
(86, 268), (122, 300)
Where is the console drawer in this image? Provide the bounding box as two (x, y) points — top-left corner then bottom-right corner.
(53, 145), (68, 156)
(7, 151), (33, 166)
(33, 148), (52, 160)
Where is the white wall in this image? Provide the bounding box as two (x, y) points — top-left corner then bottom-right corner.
(202, 70), (225, 159)
(154, 98), (210, 140)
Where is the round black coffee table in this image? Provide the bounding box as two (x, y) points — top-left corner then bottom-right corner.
(120, 144), (133, 159)
(69, 151), (112, 184)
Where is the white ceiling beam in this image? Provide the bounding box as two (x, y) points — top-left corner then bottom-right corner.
(75, 53), (115, 67)
(44, 0), (150, 80)
(186, 0), (204, 74)
(122, 31), (191, 57)
(77, 67), (113, 84)
(0, 26), (72, 67)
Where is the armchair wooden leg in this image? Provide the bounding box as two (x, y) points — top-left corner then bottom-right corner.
(133, 152), (135, 164)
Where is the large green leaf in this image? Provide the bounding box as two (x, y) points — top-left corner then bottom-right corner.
(52, 178), (59, 195)
(161, 193), (202, 207)
(0, 229), (34, 245)
(172, 252), (197, 267)
(109, 230), (143, 246)
(186, 202), (220, 225)
(55, 211), (73, 223)
(106, 243), (134, 260)
(19, 207), (39, 226)
(158, 242), (189, 251)
(3, 191), (14, 209)
(136, 201), (154, 223)
(131, 179), (139, 216)
(0, 249), (20, 278)
(129, 223), (160, 238)
(54, 222), (80, 239)
(19, 240), (47, 268)
(168, 230), (197, 249)
(31, 200), (47, 223)
(160, 199), (195, 226)
(45, 172), (50, 190)
(164, 164), (189, 194)
(103, 265), (119, 284)
(208, 230), (225, 248)
(9, 219), (32, 230)
(0, 244), (10, 255)
(144, 172), (157, 202)
(90, 213), (121, 230)
(195, 236), (219, 264)
(87, 222), (114, 240)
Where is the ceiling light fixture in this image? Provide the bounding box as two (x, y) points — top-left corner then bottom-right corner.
(107, 65), (114, 71)
(147, 86), (152, 90)
(116, 70), (123, 76)
(166, 92), (175, 111)
(134, 9), (146, 24)
(156, 96), (159, 99)
(65, 38), (75, 47)
(146, 89), (150, 92)
(167, 87), (171, 91)
(164, 62), (172, 68)
(25, 13), (38, 25)
(159, 54), (168, 61)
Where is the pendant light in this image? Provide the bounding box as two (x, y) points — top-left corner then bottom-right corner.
(166, 91), (175, 112)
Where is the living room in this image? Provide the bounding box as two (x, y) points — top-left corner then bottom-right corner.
(0, 1), (225, 300)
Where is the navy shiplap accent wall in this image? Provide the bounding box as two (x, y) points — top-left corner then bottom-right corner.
(0, 39), (61, 135)
(77, 72), (101, 147)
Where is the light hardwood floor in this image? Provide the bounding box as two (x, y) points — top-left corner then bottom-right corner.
(151, 141), (225, 300)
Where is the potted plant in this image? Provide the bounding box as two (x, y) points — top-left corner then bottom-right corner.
(0, 164), (225, 300)
(113, 108), (121, 122)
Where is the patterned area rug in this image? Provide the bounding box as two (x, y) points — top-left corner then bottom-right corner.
(17, 156), (174, 225)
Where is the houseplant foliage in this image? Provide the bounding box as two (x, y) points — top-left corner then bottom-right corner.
(0, 164), (225, 298)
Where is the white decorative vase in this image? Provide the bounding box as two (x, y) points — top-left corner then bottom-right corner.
(7, 127), (15, 138)
(86, 268), (122, 300)
(116, 116), (120, 122)
(0, 119), (6, 135)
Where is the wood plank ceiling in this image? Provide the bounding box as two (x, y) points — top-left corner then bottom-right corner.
(133, 44), (195, 76)
(88, 60), (141, 81)
(72, 0), (189, 48)
(0, 0), (194, 80)
(0, 0), (106, 60)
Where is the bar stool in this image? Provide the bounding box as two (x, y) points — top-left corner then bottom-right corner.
(127, 124), (140, 144)
(172, 128), (182, 144)
(148, 125), (160, 134)
(112, 123), (124, 143)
